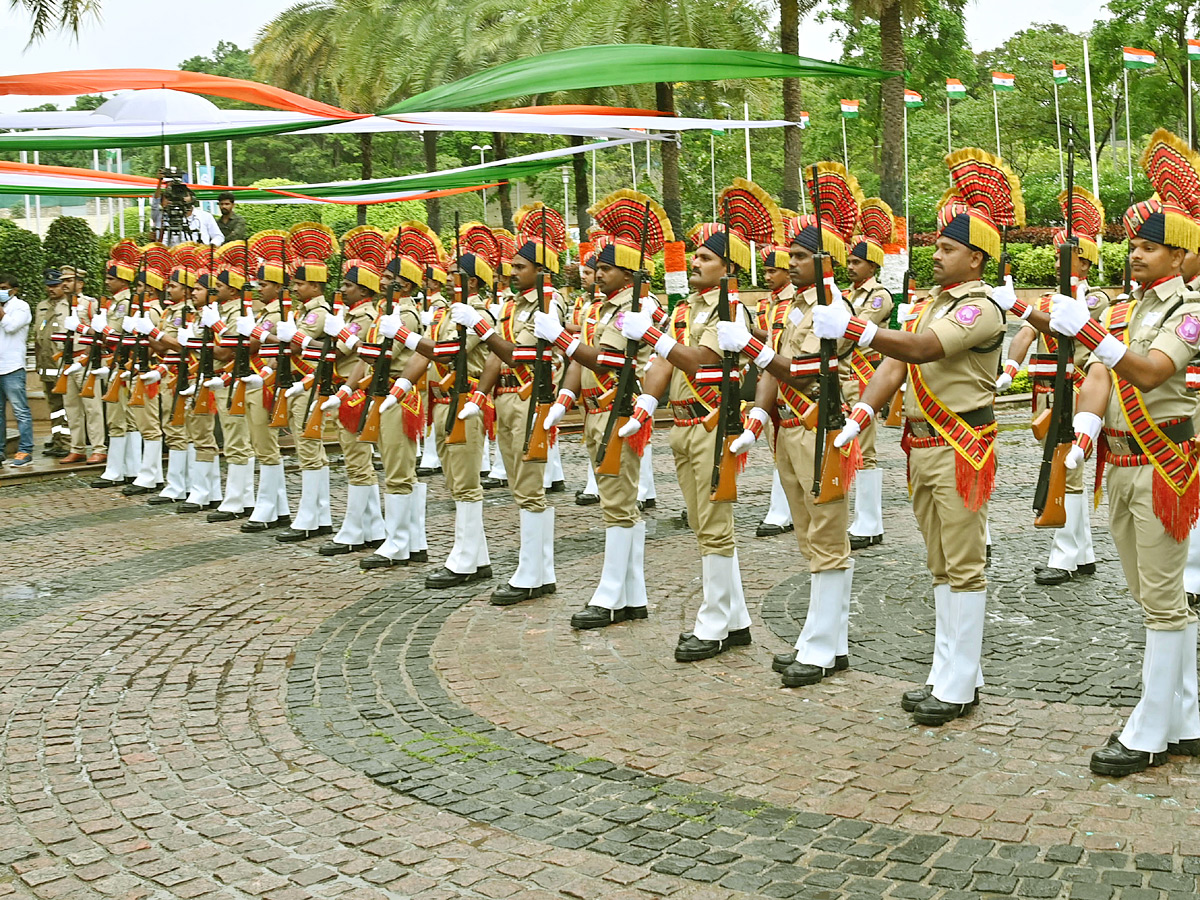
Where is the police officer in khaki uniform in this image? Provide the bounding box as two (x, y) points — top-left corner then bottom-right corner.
(719, 215), (857, 687)
(56, 266), (105, 464)
(751, 246), (796, 538)
(1051, 203), (1200, 775)
(91, 245), (140, 487)
(387, 247), (496, 588)
(175, 270), (225, 512)
(35, 269), (73, 457)
(572, 243), (602, 507)
(122, 260), (168, 496)
(814, 154), (1011, 726)
(843, 200), (897, 549)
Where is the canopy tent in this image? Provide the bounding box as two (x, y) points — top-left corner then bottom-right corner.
(0, 137), (652, 204)
(386, 45), (901, 114)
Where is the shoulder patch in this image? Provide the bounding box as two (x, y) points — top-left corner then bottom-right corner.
(871, 296), (884, 309)
(954, 305), (983, 326)
(304, 311), (319, 325)
(1176, 313), (1200, 344)
(347, 322), (361, 335)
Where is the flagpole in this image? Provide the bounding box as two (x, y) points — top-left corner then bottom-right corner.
(743, 101), (752, 181)
(904, 103), (910, 249)
(1082, 37), (1104, 280)
(993, 89), (1001, 157)
(946, 95), (952, 156)
(841, 115), (849, 169)
(710, 131), (717, 220)
(1053, 75), (1065, 188)
(1123, 65), (1133, 197)
(1189, 58), (1194, 147)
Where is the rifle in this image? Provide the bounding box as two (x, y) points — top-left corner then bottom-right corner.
(357, 229), (404, 442)
(192, 246), (218, 414)
(596, 202), (652, 475)
(127, 280), (150, 408)
(52, 260), (79, 395)
(1033, 140), (1078, 529)
(169, 286), (192, 428)
(709, 201), (743, 503)
(227, 240), (253, 416)
(809, 166), (849, 504)
(302, 249), (342, 440)
(444, 213), (468, 444)
(104, 254), (146, 404)
(80, 291), (108, 399)
(523, 211), (558, 462)
(269, 242), (294, 427)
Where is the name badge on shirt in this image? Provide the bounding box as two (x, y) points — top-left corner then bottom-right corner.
(1141, 310), (1163, 328)
(517, 310), (531, 322)
(693, 311), (710, 325)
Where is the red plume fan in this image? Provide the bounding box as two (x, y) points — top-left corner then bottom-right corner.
(458, 221), (502, 271)
(139, 242), (172, 280)
(587, 189), (673, 256)
(287, 221), (337, 262)
(170, 242), (201, 273)
(394, 221), (445, 271)
(1141, 128), (1200, 221)
(946, 148), (1025, 227)
(109, 238), (140, 268)
(859, 198), (896, 245)
(802, 163), (863, 241)
(716, 178), (784, 245)
(215, 240), (249, 273)
(248, 230), (288, 268)
(514, 202), (567, 254)
(491, 227), (517, 264)
(340, 226), (388, 271)
(936, 188), (967, 233)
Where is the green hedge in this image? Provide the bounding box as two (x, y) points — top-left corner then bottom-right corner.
(0, 223), (44, 303)
(43, 216), (104, 297)
(909, 241), (1130, 289)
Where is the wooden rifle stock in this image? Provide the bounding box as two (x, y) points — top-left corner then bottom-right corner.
(596, 417), (628, 476)
(269, 389), (291, 428)
(128, 374), (147, 408)
(709, 434), (741, 503)
(193, 383), (215, 415)
(444, 395), (468, 444)
(884, 388), (903, 427)
(522, 272), (555, 463)
(1030, 407), (1051, 441)
(358, 395), (384, 444)
(815, 432), (848, 505)
(81, 372), (97, 398)
(302, 394), (328, 439)
(101, 369), (123, 403)
(1033, 442), (1069, 528)
(52, 371), (68, 395)
(170, 392), (188, 427)
(228, 379), (247, 416)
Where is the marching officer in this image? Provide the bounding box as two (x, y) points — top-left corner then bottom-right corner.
(751, 244), (795, 538)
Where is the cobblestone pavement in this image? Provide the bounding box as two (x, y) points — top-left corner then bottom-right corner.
(3, 409), (1200, 900)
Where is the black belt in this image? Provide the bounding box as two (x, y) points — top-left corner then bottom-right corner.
(1107, 418), (1195, 448)
(909, 405), (994, 437)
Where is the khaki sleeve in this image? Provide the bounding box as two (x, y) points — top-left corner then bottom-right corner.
(927, 301), (1004, 357)
(1150, 302), (1200, 371)
(862, 289), (893, 326)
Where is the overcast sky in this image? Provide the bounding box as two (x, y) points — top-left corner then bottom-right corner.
(0, 0), (1108, 114)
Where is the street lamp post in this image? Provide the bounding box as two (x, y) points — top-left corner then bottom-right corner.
(472, 143), (492, 222)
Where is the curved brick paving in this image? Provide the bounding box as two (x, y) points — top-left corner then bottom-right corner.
(2, 413), (1200, 899)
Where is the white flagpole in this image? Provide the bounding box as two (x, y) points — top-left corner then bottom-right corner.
(1053, 77), (1065, 188)
(1083, 38), (1104, 279)
(1123, 65), (1133, 196)
(904, 104), (910, 244)
(1189, 58), (1194, 147)
(841, 115), (849, 169)
(20, 150), (29, 227)
(226, 140), (234, 187)
(946, 95), (952, 156)
(743, 101), (752, 180)
(993, 89), (1001, 157)
(629, 142), (636, 187)
(590, 148), (597, 207)
(710, 131), (717, 220)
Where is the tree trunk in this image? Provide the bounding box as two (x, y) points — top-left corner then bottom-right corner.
(779, 0), (802, 212)
(656, 82), (682, 236)
(878, 0), (906, 212)
(422, 131), (440, 234)
(357, 132), (373, 226)
(493, 132), (514, 231)
(569, 135), (591, 233)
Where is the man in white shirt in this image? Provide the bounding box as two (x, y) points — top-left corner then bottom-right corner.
(0, 273), (34, 466)
(150, 193), (224, 246)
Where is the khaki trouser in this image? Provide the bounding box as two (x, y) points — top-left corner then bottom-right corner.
(669, 421), (735, 557)
(41, 377), (69, 449)
(434, 402), (483, 503)
(908, 443), (988, 592)
(104, 380), (135, 438)
(245, 388), (280, 466)
(186, 410), (219, 462)
(494, 392), (546, 512)
(337, 421), (376, 486)
(217, 401), (253, 465)
(1107, 463), (1195, 630)
(130, 390), (163, 442)
(288, 391), (327, 470)
(1034, 393), (1084, 493)
(774, 424), (851, 572)
(844, 379), (877, 469)
(379, 404), (417, 495)
(64, 370), (105, 454)
(583, 408), (640, 529)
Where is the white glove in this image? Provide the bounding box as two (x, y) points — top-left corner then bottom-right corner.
(617, 394), (658, 437)
(131, 315), (154, 335)
(177, 324), (194, 346)
(896, 302), (916, 322)
(450, 302), (484, 329)
(991, 275), (1019, 312)
(1048, 293), (1088, 337)
(241, 373), (264, 389)
(379, 395), (398, 414)
(274, 316), (298, 344)
(811, 303), (852, 340)
(121, 316), (136, 333)
(320, 393), (342, 412)
(204, 376), (224, 390)
(92, 365), (110, 378)
(139, 369), (161, 384)
(90, 312), (107, 333)
(179, 384), (196, 397)
(543, 403), (567, 430)
(717, 320), (752, 353)
(200, 304), (220, 328)
(378, 313), (402, 339)
(533, 310), (564, 343)
(235, 314), (256, 337)
(285, 380), (307, 399)
(1066, 411), (1103, 469)
(64, 362), (82, 376)
(618, 310), (653, 341)
(322, 313), (346, 338)
(994, 372), (1012, 392)
(457, 400), (482, 420)
(1064, 442), (1086, 470)
(420, 310), (434, 328)
(64, 313), (80, 332)
(834, 419), (862, 449)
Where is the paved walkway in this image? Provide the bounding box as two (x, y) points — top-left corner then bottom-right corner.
(2, 411), (1199, 900)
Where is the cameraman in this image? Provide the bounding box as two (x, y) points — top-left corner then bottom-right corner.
(0, 274), (33, 467)
(217, 192), (247, 242)
(151, 178), (223, 246)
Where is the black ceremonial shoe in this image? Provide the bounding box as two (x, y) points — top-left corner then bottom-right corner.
(571, 605), (648, 630)
(208, 509), (249, 523)
(902, 685), (980, 713)
(91, 477), (122, 489)
(146, 495), (181, 506)
(241, 516), (291, 533)
(1035, 567), (1073, 585)
(781, 660), (842, 687)
(912, 695), (974, 726)
(481, 477), (508, 489)
(176, 500), (218, 514)
(1077, 562), (1097, 576)
(773, 651), (848, 674)
(849, 533), (883, 550)
(756, 522), (792, 538)
(416, 466), (441, 476)
(425, 565), (493, 589)
(319, 540), (369, 556)
(547, 480), (566, 493)
(122, 483), (153, 496)
(360, 553), (406, 569)
(409, 550), (428, 563)
(276, 525), (333, 542)
(1168, 737), (1200, 757)
(490, 583), (540, 606)
(1090, 740), (1166, 777)
(575, 492), (600, 506)
(675, 636), (725, 662)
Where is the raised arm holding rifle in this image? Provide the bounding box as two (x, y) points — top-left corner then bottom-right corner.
(122, 246), (170, 498)
(92, 242), (143, 489)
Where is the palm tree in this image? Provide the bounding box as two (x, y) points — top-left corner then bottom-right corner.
(14, 0), (90, 41)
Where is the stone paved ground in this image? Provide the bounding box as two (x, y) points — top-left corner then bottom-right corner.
(4, 407), (1200, 900)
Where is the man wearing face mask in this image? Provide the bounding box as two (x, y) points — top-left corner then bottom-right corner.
(0, 276), (33, 467)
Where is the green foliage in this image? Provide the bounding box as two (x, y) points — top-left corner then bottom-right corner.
(0, 225), (45, 302)
(1004, 369), (1032, 395)
(42, 216), (103, 296)
(909, 242), (1129, 288)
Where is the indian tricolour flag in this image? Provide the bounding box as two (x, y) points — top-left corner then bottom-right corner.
(946, 78), (967, 100)
(1052, 61), (1068, 85)
(904, 90), (924, 108)
(840, 99), (859, 119)
(1188, 39), (1200, 61)
(799, 111), (809, 129)
(1123, 47), (1156, 69)
(991, 72), (1015, 92)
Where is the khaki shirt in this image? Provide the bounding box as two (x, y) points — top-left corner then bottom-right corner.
(667, 286), (752, 406)
(1098, 276), (1200, 427)
(375, 294), (423, 379)
(34, 295), (68, 374)
(499, 285), (567, 384)
(848, 276), (893, 326)
(756, 283), (795, 333)
(903, 280), (1004, 419)
(580, 286), (654, 395)
(337, 297), (378, 379)
(1021, 286), (1110, 370)
(431, 293), (494, 382)
(778, 284), (854, 398)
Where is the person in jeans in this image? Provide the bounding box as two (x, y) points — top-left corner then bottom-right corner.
(0, 275), (33, 466)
